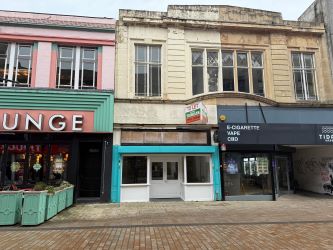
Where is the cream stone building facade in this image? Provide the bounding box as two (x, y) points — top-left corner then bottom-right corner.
(112, 5), (333, 203)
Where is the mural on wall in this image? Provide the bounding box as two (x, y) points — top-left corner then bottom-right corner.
(294, 157), (333, 195)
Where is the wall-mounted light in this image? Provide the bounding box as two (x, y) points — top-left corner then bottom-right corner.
(219, 115), (227, 122)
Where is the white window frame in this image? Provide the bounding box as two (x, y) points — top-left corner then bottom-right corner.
(134, 44), (162, 97)
(80, 48), (97, 89)
(291, 52), (318, 101)
(191, 49), (265, 97)
(184, 154), (212, 185)
(0, 42), (33, 87)
(57, 46), (97, 90)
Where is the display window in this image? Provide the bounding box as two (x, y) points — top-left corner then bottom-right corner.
(50, 145), (70, 183)
(223, 153), (272, 196)
(5, 144), (26, 186)
(0, 143), (71, 187)
(122, 156), (147, 184)
(186, 156), (210, 183)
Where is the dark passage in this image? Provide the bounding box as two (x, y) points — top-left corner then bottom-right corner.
(79, 142), (102, 198)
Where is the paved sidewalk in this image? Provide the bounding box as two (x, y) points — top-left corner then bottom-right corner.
(1, 194), (333, 249)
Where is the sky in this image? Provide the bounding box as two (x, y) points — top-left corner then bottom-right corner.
(0, 0), (315, 20)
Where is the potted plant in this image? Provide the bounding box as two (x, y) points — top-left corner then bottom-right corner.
(45, 186), (59, 220)
(61, 181), (74, 208)
(0, 184), (23, 226)
(21, 182), (48, 226)
(56, 184), (67, 213)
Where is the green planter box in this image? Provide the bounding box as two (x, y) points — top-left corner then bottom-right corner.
(0, 191), (23, 225)
(22, 191), (47, 226)
(45, 192), (59, 220)
(65, 186), (74, 208)
(57, 189), (67, 212)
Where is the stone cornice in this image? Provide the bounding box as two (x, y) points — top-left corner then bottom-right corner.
(115, 92), (333, 108)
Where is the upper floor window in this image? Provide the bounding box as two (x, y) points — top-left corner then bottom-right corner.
(135, 45), (161, 97)
(0, 42), (33, 87)
(191, 49), (265, 97)
(57, 46), (97, 89)
(292, 52), (317, 101)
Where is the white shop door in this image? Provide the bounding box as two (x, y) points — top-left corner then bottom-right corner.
(150, 156), (181, 199)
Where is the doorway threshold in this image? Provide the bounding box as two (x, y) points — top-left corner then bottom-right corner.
(76, 197), (101, 203)
(150, 198), (183, 202)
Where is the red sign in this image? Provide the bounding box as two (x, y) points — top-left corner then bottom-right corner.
(0, 109), (94, 132)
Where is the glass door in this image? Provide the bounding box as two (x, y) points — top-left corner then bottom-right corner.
(150, 156), (181, 199)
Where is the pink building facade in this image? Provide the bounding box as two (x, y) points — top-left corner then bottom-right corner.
(0, 11), (115, 202)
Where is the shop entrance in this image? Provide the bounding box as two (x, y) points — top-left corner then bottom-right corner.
(275, 156), (293, 196)
(78, 142), (102, 198)
(150, 156), (182, 199)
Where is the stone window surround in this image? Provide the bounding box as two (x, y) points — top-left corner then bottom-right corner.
(130, 40), (165, 99)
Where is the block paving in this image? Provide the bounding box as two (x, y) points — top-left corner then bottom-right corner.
(0, 194), (333, 249)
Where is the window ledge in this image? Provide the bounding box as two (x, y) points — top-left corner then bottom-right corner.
(121, 184), (150, 187)
(132, 96), (163, 100)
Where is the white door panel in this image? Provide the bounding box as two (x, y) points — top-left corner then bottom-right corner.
(150, 156), (182, 199)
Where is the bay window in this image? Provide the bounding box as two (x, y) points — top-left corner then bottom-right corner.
(135, 45), (161, 97)
(237, 52), (250, 93)
(0, 42), (33, 87)
(191, 50), (204, 95)
(191, 49), (265, 97)
(222, 51), (234, 91)
(292, 52), (317, 100)
(57, 46), (97, 89)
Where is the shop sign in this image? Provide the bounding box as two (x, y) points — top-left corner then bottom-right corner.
(219, 123), (333, 145)
(0, 110), (94, 132)
(185, 102), (208, 124)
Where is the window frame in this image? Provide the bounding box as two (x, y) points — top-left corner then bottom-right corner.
(291, 52), (318, 101)
(56, 46), (98, 90)
(183, 154), (212, 185)
(121, 155), (149, 185)
(134, 44), (162, 97)
(190, 48), (265, 97)
(0, 42), (33, 88)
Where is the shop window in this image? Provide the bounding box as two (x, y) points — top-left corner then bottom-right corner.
(49, 145), (70, 183)
(0, 144), (70, 187)
(191, 49), (265, 96)
(122, 156), (147, 184)
(135, 45), (161, 97)
(223, 153), (272, 196)
(57, 46), (98, 89)
(186, 156), (210, 183)
(292, 52), (317, 100)
(4, 145), (26, 186)
(0, 42), (33, 87)
(27, 145), (47, 184)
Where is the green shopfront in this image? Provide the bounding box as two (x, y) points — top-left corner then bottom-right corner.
(0, 88), (114, 202)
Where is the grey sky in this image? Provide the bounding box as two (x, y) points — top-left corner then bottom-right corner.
(0, 0), (315, 20)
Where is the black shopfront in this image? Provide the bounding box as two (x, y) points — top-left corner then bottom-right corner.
(0, 132), (112, 202)
(217, 105), (333, 201)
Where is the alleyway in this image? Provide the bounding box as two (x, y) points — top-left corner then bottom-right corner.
(1, 194), (333, 249)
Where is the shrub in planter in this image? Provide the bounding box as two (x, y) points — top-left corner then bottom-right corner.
(45, 186), (59, 220)
(65, 185), (74, 208)
(21, 182), (48, 226)
(0, 190), (23, 225)
(55, 186), (67, 213)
